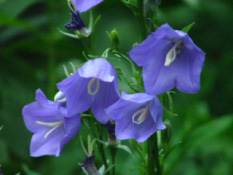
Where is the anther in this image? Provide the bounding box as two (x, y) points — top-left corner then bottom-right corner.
(132, 107), (149, 124)
(164, 41), (183, 66)
(88, 78), (100, 95)
(36, 121), (64, 139)
(54, 91), (66, 103)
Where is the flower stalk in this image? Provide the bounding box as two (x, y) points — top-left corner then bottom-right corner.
(147, 133), (162, 175)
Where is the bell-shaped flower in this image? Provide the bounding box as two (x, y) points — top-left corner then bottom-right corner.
(106, 92), (166, 142)
(22, 89), (81, 157)
(57, 58), (120, 124)
(128, 23), (205, 95)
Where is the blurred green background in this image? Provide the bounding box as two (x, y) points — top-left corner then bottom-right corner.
(0, 0), (232, 174)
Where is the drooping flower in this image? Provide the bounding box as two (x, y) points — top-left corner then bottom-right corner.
(128, 23), (205, 95)
(57, 58), (120, 124)
(22, 89), (81, 157)
(106, 92), (166, 142)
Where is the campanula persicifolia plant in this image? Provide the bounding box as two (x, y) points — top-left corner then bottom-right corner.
(22, 0), (205, 174)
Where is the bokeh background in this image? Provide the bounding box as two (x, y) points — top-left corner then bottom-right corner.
(0, 0), (232, 174)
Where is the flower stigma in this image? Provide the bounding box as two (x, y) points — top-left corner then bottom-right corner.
(132, 106), (149, 124)
(164, 41), (183, 66)
(88, 78), (100, 95)
(36, 120), (64, 139)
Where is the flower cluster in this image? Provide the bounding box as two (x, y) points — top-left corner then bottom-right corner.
(22, 2), (205, 158)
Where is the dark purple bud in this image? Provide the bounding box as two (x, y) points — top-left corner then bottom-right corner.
(65, 11), (86, 30)
(80, 155), (100, 175)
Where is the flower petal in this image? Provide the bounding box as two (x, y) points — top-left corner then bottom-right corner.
(73, 0), (103, 13)
(57, 72), (92, 117)
(142, 39), (177, 95)
(121, 91), (153, 103)
(92, 81), (119, 124)
(30, 125), (65, 157)
(128, 23), (180, 67)
(23, 90), (63, 132)
(78, 58), (117, 82)
(114, 112), (158, 142)
(150, 97), (166, 130)
(106, 92), (163, 142)
(175, 37), (205, 93)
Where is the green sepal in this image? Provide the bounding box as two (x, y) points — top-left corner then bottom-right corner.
(107, 29), (120, 51)
(182, 22), (195, 33)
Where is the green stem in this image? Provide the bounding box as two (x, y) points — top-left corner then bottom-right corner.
(96, 124), (110, 175)
(47, 0), (56, 99)
(147, 133), (162, 175)
(110, 146), (117, 175)
(138, 0), (147, 40)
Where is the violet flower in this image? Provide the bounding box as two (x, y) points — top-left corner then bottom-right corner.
(22, 89), (81, 157)
(129, 23), (205, 95)
(106, 92), (166, 142)
(57, 58), (120, 124)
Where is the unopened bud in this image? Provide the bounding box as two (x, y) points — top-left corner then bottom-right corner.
(80, 155), (100, 175)
(108, 29), (120, 51)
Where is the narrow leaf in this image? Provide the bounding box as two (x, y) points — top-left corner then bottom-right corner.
(182, 22), (195, 33)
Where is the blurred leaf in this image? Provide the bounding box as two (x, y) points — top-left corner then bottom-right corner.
(186, 114), (233, 148)
(116, 144), (133, 156)
(181, 22), (195, 33)
(0, 13), (35, 31)
(0, 0), (40, 17)
(22, 164), (41, 175)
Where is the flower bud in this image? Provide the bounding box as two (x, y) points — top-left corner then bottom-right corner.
(108, 29), (120, 51)
(105, 121), (119, 145)
(80, 155), (100, 175)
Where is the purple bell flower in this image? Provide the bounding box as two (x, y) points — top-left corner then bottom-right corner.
(57, 58), (120, 124)
(73, 0), (104, 13)
(22, 89), (81, 157)
(129, 23), (205, 95)
(106, 92), (166, 142)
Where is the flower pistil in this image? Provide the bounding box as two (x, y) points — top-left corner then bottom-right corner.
(36, 121), (64, 139)
(88, 78), (100, 95)
(164, 40), (183, 66)
(132, 106), (149, 124)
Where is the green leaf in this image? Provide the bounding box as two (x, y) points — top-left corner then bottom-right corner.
(186, 114), (233, 148)
(0, 0), (40, 17)
(0, 13), (35, 31)
(22, 164), (41, 175)
(116, 144), (133, 156)
(181, 22), (195, 33)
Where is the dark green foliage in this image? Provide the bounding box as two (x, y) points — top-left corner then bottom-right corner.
(0, 0), (232, 174)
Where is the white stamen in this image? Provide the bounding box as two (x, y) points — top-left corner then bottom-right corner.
(36, 121), (64, 139)
(132, 107), (149, 125)
(54, 91), (66, 103)
(88, 78), (100, 95)
(164, 46), (177, 66)
(165, 41), (183, 66)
